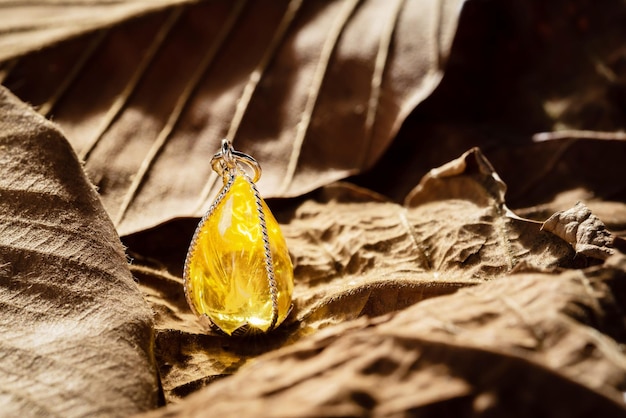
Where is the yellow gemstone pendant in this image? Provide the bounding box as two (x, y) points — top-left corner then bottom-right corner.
(183, 140), (293, 335)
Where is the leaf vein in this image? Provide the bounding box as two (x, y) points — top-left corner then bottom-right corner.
(279, 0), (361, 195)
(80, 6), (184, 161)
(39, 29), (107, 118)
(114, 0), (246, 227)
(360, 0), (405, 168)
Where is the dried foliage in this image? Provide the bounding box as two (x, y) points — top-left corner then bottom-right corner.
(0, 0), (194, 63)
(2, 0), (463, 236)
(542, 201), (617, 259)
(1, 0), (626, 417)
(140, 255), (626, 417)
(0, 87), (159, 416)
(135, 149), (582, 404)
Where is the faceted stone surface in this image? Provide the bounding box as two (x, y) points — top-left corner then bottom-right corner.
(186, 174), (293, 335)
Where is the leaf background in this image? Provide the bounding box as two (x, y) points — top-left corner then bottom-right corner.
(1, 0), (626, 416)
(2, 0), (464, 236)
(0, 87), (159, 416)
(140, 256), (626, 417)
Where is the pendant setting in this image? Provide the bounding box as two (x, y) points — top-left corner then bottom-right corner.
(183, 140), (294, 336)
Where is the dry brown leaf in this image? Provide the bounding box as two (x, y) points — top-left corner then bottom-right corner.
(515, 198), (626, 236)
(0, 86), (159, 416)
(0, 0), (195, 63)
(488, 136), (626, 242)
(405, 148), (577, 275)
(3, 2), (625, 416)
(542, 201), (616, 259)
(2, 0), (465, 236)
(138, 254), (626, 417)
(353, 0), (626, 208)
(134, 150), (579, 402)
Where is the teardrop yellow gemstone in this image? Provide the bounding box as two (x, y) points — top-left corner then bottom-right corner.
(185, 174), (293, 335)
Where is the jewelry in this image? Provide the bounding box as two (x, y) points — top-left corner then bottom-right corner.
(183, 140), (294, 336)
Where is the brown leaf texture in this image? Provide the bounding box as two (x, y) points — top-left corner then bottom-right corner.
(0, 0), (195, 63)
(351, 0), (626, 211)
(404, 148), (576, 275)
(3, 1), (626, 416)
(2, 0), (465, 235)
(133, 150), (580, 403)
(0, 86), (159, 416)
(542, 201), (616, 260)
(139, 255), (626, 417)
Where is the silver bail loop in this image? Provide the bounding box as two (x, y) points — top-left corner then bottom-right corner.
(210, 139), (262, 182)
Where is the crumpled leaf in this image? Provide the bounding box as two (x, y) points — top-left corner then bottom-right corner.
(0, 86), (159, 416)
(404, 147), (577, 275)
(138, 254), (626, 417)
(404, 146), (507, 205)
(132, 148), (578, 402)
(2, 0), (466, 235)
(542, 201), (616, 259)
(2, 1), (625, 416)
